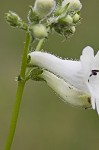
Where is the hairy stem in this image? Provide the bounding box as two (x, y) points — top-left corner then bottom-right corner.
(4, 32), (30, 150)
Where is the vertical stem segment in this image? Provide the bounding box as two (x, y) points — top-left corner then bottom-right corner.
(4, 32), (30, 150)
(35, 38), (45, 51)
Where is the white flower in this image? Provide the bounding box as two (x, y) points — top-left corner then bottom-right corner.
(28, 46), (99, 114)
(62, 0), (82, 11)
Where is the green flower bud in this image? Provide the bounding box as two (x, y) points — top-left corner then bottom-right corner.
(70, 26), (76, 33)
(31, 24), (48, 39)
(5, 11), (27, 30)
(5, 11), (22, 27)
(54, 2), (69, 16)
(62, 0), (82, 11)
(34, 0), (56, 18)
(73, 13), (80, 22)
(64, 15), (73, 24)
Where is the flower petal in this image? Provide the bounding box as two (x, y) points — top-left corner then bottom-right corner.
(88, 73), (99, 113)
(40, 70), (91, 108)
(92, 51), (99, 70)
(80, 46), (96, 109)
(29, 51), (86, 92)
(80, 46), (94, 81)
(88, 50), (99, 113)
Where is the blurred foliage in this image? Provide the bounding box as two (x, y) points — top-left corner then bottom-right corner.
(0, 0), (99, 150)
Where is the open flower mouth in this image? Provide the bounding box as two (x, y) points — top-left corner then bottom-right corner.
(89, 70), (99, 78)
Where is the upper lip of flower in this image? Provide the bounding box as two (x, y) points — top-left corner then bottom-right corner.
(28, 46), (99, 114)
(80, 46), (99, 114)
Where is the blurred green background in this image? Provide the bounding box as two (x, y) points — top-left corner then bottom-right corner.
(1, 0), (99, 150)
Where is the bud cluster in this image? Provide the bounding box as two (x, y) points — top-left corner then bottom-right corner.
(27, 0), (56, 39)
(5, 0), (82, 39)
(49, 0), (82, 38)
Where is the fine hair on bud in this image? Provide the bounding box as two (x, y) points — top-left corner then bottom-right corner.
(33, 0), (56, 18)
(31, 24), (48, 39)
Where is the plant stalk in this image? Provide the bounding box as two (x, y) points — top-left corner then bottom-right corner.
(4, 32), (30, 150)
(35, 38), (45, 51)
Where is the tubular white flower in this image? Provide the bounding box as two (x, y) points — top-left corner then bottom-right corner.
(28, 46), (99, 114)
(29, 51), (87, 91)
(62, 0), (82, 11)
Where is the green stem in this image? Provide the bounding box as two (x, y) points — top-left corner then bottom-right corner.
(4, 32), (30, 150)
(25, 38), (46, 81)
(20, 33), (30, 78)
(35, 38), (45, 51)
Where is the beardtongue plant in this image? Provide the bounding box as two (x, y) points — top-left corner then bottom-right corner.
(5, 0), (98, 149)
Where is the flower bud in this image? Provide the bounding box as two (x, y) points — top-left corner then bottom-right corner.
(73, 13), (80, 22)
(54, 2), (69, 16)
(31, 24), (48, 39)
(70, 26), (76, 33)
(62, 0), (82, 11)
(5, 11), (22, 27)
(64, 15), (73, 24)
(34, 0), (56, 18)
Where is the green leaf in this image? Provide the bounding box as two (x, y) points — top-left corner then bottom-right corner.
(27, 6), (39, 23)
(30, 68), (44, 81)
